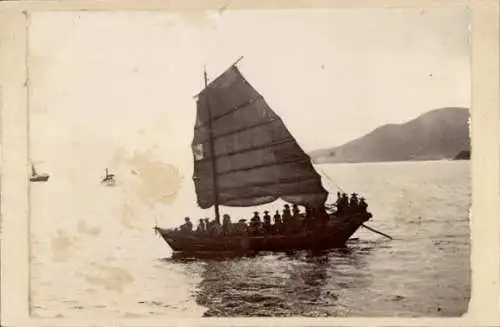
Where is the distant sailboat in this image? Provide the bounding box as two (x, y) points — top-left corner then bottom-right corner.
(30, 163), (50, 182)
(101, 168), (116, 186)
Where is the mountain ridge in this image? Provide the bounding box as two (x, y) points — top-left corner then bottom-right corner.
(309, 107), (470, 164)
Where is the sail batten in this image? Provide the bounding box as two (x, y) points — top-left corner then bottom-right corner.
(192, 65), (328, 209)
(197, 175), (322, 193)
(195, 136), (294, 163)
(223, 191), (329, 203)
(195, 96), (264, 130)
(198, 116), (279, 143)
(196, 156), (309, 177)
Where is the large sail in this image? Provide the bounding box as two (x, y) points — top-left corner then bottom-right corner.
(192, 66), (328, 209)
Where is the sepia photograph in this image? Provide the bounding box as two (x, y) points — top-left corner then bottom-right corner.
(25, 7), (472, 319)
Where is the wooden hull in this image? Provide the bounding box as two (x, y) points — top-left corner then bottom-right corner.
(155, 212), (371, 254)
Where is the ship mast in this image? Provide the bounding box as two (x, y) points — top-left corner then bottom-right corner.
(204, 68), (221, 224)
(191, 57), (330, 212)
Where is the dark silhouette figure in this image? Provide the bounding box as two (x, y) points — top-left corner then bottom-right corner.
(222, 214), (232, 236)
(196, 219), (206, 233)
(262, 211), (273, 234)
(273, 210), (282, 234)
(249, 211), (262, 235)
(180, 217), (193, 233)
(359, 197), (368, 212)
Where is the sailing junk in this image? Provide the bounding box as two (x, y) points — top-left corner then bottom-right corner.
(30, 164), (50, 182)
(154, 64), (372, 253)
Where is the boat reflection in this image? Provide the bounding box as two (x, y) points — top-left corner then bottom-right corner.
(166, 243), (374, 317)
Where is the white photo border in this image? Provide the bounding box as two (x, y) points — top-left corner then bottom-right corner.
(1, 0), (498, 326)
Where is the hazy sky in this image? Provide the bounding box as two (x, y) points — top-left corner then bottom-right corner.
(30, 8), (470, 152)
(28, 9), (470, 225)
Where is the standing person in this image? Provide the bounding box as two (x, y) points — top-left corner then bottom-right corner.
(340, 193), (349, 213)
(180, 217), (193, 233)
(304, 207), (314, 231)
(262, 211), (272, 234)
(273, 210), (282, 234)
(282, 204), (292, 233)
(350, 193), (359, 213)
(211, 218), (222, 236)
(196, 219), (206, 233)
(249, 211), (262, 235)
(359, 197), (368, 212)
(235, 219), (248, 236)
(334, 192), (344, 214)
(290, 204), (301, 233)
(222, 214), (233, 236)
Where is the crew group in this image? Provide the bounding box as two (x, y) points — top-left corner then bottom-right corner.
(177, 192), (369, 236)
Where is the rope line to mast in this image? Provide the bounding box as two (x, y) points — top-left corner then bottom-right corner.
(315, 166), (346, 194)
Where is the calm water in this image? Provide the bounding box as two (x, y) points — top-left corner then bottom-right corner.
(30, 160), (470, 318)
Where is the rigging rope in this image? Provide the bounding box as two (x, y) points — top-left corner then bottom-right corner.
(315, 166), (347, 195)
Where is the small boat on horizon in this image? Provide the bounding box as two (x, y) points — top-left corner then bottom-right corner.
(154, 58), (374, 255)
(100, 168), (116, 186)
(30, 163), (50, 182)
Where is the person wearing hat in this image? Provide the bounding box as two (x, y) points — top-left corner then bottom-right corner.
(212, 218), (222, 237)
(222, 214), (233, 236)
(303, 207), (314, 231)
(282, 204), (292, 224)
(341, 193), (349, 204)
(251, 211), (261, 223)
(289, 204), (302, 233)
(249, 211), (262, 235)
(235, 218), (248, 236)
(180, 217), (193, 233)
(334, 192), (343, 212)
(262, 210), (272, 234)
(203, 218), (212, 236)
(335, 196), (345, 215)
(350, 193), (359, 209)
(196, 218), (206, 233)
(273, 210), (283, 234)
(359, 197), (368, 212)
(334, 193), (348, 216)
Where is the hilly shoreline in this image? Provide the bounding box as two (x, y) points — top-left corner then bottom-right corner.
(309, 107), (470, 164)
